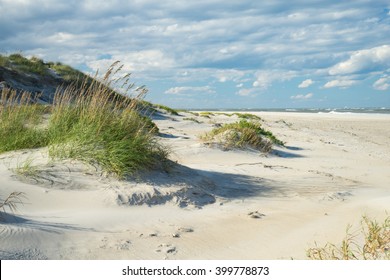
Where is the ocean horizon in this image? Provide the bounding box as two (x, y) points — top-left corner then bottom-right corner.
(187, 107), (390, 115)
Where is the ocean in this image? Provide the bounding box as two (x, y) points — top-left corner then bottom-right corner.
(189, 107), (390, 114)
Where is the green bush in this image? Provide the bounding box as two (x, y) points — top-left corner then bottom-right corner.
(201, 119), (283, 152)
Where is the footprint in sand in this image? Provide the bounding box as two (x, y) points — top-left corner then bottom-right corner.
(116, 240), (131, 250)
(99, 237), (131, 250)
(156, 244), (176, 254)
(248, 211), (266, 219)
(171, 227), (195, 238)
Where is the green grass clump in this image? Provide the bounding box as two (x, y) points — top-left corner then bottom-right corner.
(183, 117), (202, 124)
(0, 62), (168, 178)
(0, 89), (49, 153)
(233, 112), (262, 121)
(199, 111), (214, 118)
(0, 54), (10, 67)
(7, 53), (48, 76)
(47, 68), (167, 178)
(155, 104), (179, 115)
(201, 119), (283, 152)
(49, 63), (88, 83)
(307, 215), (390, 260)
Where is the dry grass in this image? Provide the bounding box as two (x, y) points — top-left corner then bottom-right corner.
(307, 215), (390, 260)
(0, 192), (26, 219)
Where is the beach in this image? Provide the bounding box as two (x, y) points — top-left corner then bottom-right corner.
(0, 111), (389, 260)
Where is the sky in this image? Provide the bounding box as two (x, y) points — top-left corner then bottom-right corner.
(0, 0), (390, 109)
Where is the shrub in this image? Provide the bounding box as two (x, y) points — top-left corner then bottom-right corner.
(201, 119), (283, 152)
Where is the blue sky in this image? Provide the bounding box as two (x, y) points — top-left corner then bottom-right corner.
(1, 0), (389, 109)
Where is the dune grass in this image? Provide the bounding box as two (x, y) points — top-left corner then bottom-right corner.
(4, 53), (48, 76)
(0, 62), (168, 178)
(307, 215), (390, 260)
(155, 104), (179, 115)
(0, 89), (49, 153)
(201, 119), (283, 152)
(0, 192), (26, 219)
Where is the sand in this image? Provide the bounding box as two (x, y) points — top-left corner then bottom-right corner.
(0, 111), (389, 260)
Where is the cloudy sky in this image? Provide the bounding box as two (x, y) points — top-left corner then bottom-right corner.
(1, 0), (390, 109)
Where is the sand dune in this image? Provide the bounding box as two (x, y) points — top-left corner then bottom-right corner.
(0, 111), (389, 259)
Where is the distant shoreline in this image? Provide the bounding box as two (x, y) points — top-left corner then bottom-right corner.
(185, 107), (390, 114)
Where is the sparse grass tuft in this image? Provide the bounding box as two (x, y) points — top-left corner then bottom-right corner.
(307, 215), (390, 260)
(201, 119), (283, 152)
(199, 112), (214, 118)
(50, 63), (88, 83)
(155, 104), (179, 115)
(0, 192), (26, 218)
(14, 156), (39, 177)
(233, 112), (262, 121)
(183, 117), (202, 123)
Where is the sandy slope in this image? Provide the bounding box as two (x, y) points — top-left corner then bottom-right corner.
(0, 111), (389, 259)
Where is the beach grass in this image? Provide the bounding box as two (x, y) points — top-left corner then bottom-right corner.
(5, 53), (48, 76)
(307, 215), (390, 260)
(0, 89), (49, 153)
(155, 104), (179, 115)
(0, 192), (26, 219)
(201, 119), (284, 152)
(0, 62), (169, 178)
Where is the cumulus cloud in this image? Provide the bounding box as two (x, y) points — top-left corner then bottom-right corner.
(298, 79), (314, 88)
(323, 79), (357, 88)
(373, 76), (390, 90)
(253, 70), (296, 89)
(290, 93), (313, 100)
(165, 86), (215, 96)
(329, 45), (390, 75)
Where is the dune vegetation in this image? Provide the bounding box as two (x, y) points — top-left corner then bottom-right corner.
(201, 119), (284, 152)
(0, 59), (169, 178)
(307, 215), (390, 260)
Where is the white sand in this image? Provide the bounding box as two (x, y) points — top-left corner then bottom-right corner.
(0, 111), (389, 259)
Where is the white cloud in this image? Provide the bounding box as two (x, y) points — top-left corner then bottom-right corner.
(290, 93), (313, 100)
(323, 79), (357, 88)
(236, 83), (243, 88)
(373, 76), (390, 90)
(236, 88), (257, 97)
(298, 79), (314, 88)
(253, 70), (296, 89)
(87, 50), (176, 74)
(214, 69), (245, 83)
(329, 45), (390, 75)
(165, 86), (215, 96)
